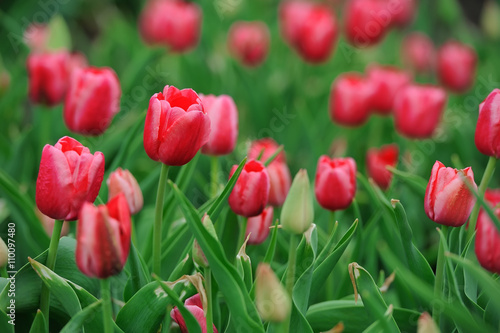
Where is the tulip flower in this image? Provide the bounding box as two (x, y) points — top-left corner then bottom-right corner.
(329, 73), (374, 126)
(255, 263), (291, 323)
(63, 67), (121, 136)
(76, 194), (131, 278)
(281, 169), (314, 234)
(279, 0), (314, 46)
(143, 85), (210, 166)
(366, 65), (411, 115)
(246, 206), (274, 245)
(344, 0), (390, 47)
(36, 136), (105, 221)
(474, 89), (500, 158)
(390, 0), (416, 28)
(27, 50), (69, 106)
(171, 294), (218, 333)
(107, 168), (144, 215)
(394, 84), (447, 139)
(475, 190), (500, 274)
(24, 23), (49, 52)
(437, 41), (477, 93)
(228, 21), (270, 67)
(424, 161), (476, 227)
(315, 156), (357, 211)
(228, 160), (270, 217)
(139, 0), (202, 52)
(401, 32), (435, 74)
(366, 144), (399, 190)
(200, 94), (238, 156)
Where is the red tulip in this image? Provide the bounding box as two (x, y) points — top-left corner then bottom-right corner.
(401, 32), (435, 74)
(329, 73), (375, 126)
(366, 144), (398, 190)
(367, 65), (411, 115)
(424, 161), (476, 227)
(143, 85), (210, 166)
(76, 194), (131, 278)
(315, 156), (357, 211)
(24, 24), (49, 52)
(36, 136), (105, 221)
(394, 84), (447, 139)
(437, 41), (477, 93)
(27, 51), (69, 106)
(475, 89), (500, 158)
(171, 294), (218, 333)
(64, 67), (121, 136)
(475, 189), (500, 274)
(228, 21), (270, 67)
(229, 160), (270, 217)
(139, 0), (202, 52)
(389, 0), (416, 28)
(246, 206), (274, 245)
(279, 1), (315, 46)
(344, 0), (391, 47)
(107, 168), (143, 215)
(248, 138), (291, 206)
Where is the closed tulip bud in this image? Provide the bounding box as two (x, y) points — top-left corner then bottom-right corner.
(417, 312), (440, 333)
(437, 41), (477, 93)
(315, 156), (357, 211)
(255, 263), (291, 322)
(76, 194), (131, 278)
(367, 65), (411, 115)
(401, 33), (435, 75)
(192, 214), (218, 268)
(344, 0), (391, 47)
(394, 84), (447, 139)
(248, 138), (286, 164)
(279, 1), (315, 46)
(144, 85), (210, 166)
(228, 21), (270, 67)
(27, 50), (69, 106)
(281, 169), (314, 234)
(0, 238), (7, 268)
(107, 168), (143, 215)
(329, 73), (374, 126)
(246, 206), (274, 245)
(139, 0), (202, 53)
(64, 67), (121, 136)
(36, 136), (105, 221)
(424, 161), (476, 227)
(475, 89), (500, 158)
(229, 160), (270, 217)
(200, 94), (238, 156)
(366, 144), (398, 190)
(475, 201), (500, 275)
(171, 294), (218, 333)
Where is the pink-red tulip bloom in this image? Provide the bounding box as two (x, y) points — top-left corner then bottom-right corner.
(475, 189), (500, 274)
(424, 161), (476, 227)
(76, 194), (131, 278)
(246, 206), (274, 245)
(171, 294), (218, 333)
(367, 65), (411, 115)
(315, 156), (357, 211)
(144, 85), (210, 166)
(200, 94), (238, 156)
(36, 136), (105, 221)
(437, 41), (477, 93)
(228, 21), (270, 67)
(107, 168), (144, 215)
(366, 144), (399, 190)
(475, 89), (500, 158)
(344, 0), (390, 47)
(401, 32), (435, 74)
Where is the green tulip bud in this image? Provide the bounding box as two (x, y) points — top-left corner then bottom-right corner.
(280, 169), (314, 234)
(255, 263), (291, 323)
(192, 214), (218, 268)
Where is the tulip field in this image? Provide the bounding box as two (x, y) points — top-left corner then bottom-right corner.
(2, 0), (500, 332)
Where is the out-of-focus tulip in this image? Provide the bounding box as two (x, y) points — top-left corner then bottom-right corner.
(228, 21), (270, 67)
(367, 65), (411, 115)
(200, 94), (238, 155)
(64, 67), (121, 136)
(401, 32), (435, 74)
(192, 214), (217, 268)
(144, 85), (210, 166)
(475, 189), (500, 274)
(228, 160), (270, 217)
(329, 73), (374, 126)
(76, 194), (131, 278)
(171, 294), (218, 333)
(24, 24), (49, 52)
(255, 263), (291, 323)
(107, 168), (143, 215)
(36, 136), (105, 221)
(417, 312), (440, 333)
(437, 41), (477, 93)
(248, 138), (286, 164)
(475, 89), (500, 158)
(394, 84), (447, 139)
(27, 51), (69, 106)
(315, 156), (357, 211)
(0, 238), (8, 268)
(281, 169), (314, 234)
(139, 0), (202, 52)
(390, 0), (416, 28)
(279, 1), (314, 46)
(246, 206), (274, 245)
(366, 144), (398, 190)
(344, 0), (391, 47)
(35, 207), (70, 237)
(424, 161), (476, 227)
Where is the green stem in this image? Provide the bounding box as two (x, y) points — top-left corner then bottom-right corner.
(153, 164), (170, 276)
(204, 267), (213, 333)
(467, 156), (496, 241)
(285, 234), (298, 296)
(39, 219), (63, 322)
(0, 266), (6, 278)
(210, 156), (219, 198)
(100, 279), (113, 333)
(433, 225), (448, 326)
(237, 216), (248, 250)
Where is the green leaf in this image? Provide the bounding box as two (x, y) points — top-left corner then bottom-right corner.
(59, 301), (102, 333)
(262, 219), (279, 264)
(29, 310), (47, 333)
(124, 242), (151, 302)
(386, 166), (427, 195)
(46, 15), (72, 51)
(0, 308), (14, 333)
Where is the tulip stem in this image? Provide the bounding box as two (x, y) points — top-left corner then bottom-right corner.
(285, 234), (298, 296)
(210, 156), (219, 198)
(433, 225), (448, 326)
(153, 164), (170, 276)
(204, 267), (213, 333)
(100, 278), (114, 333)
(39, 219), (64, 322)
(466, 156), (496, 242)
(237, 216), (248, 250)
